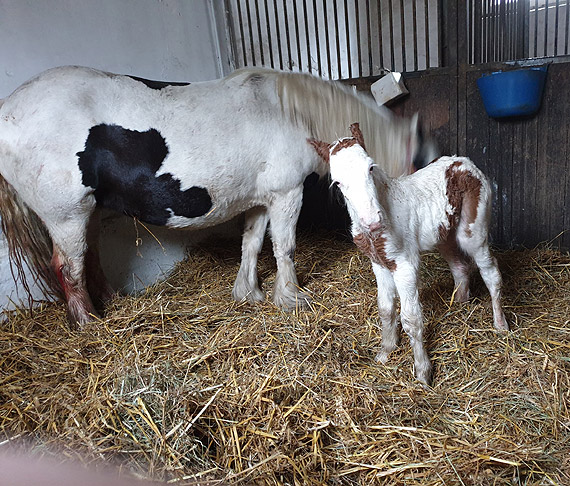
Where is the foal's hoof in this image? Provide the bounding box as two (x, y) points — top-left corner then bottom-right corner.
(493, 315), (510, 332)
(375, 348), (391, 364)
(416, 365), (433, 387)
(454, 289), (471, 303)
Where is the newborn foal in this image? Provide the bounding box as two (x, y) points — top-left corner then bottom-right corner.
(309, 124), (508, 385)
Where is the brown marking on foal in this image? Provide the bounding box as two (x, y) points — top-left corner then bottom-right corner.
(444, 161), (482, 238)
(349, 122), (366, 151)
(331, 137), (359, 156)
(353, 232), (397, 271)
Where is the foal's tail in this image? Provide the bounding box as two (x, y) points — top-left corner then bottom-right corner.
(0, 174), (64, 303)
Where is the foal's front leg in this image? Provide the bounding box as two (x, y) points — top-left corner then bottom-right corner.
(372, 263), (399, 364)
(392, 259), (432, 385)
(267, 187), (311, 310)
(232, 206), (269, 303)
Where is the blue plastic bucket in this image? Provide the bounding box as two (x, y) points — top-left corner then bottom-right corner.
(477, 66), (548, 118)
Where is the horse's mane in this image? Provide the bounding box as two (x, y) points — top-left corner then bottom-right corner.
(273, 70), (413, 177)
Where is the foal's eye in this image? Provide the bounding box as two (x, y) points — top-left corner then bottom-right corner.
(369, 166), (374, 173)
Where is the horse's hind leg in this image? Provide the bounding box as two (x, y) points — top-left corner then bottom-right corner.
(232, 206), (268, 303)
(85, 214), (115, 309)
(49, 221), (98, 327)
(267, 187), (311, 310)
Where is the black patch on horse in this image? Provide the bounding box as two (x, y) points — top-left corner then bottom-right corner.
(77, 124), (212, 226)
(128, 75), (190, 90)
(303, 172), (319, 189)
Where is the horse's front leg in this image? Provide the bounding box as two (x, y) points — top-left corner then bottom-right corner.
(393, 258), (432, 385)
(232, 206), (269, 303)
(267, 187), (311, 310)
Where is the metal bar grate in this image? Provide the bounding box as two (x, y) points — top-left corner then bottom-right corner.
(469, 0), (570, 64)
(226, 0), (440, 79)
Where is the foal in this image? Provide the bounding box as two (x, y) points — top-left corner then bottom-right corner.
(309, 124), (508, 385)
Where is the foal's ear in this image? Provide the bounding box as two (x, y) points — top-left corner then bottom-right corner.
(349, 123), (366, 151)
(308, 138), (331, 163)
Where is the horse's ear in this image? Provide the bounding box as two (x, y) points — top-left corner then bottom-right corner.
(308, 138), (331, 163)
(350, 123), (366, 151)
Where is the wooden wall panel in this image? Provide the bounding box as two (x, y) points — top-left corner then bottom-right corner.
(465, 62), (570, 249)
(387, 70), (454, 156)
(382, 62), (570, 249)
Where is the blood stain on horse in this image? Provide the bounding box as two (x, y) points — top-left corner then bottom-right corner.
(77, 124), (212, 226)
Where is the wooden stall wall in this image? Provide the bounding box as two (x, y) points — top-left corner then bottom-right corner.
(355, 60), (570, 250)
(464, 62), (570, 250)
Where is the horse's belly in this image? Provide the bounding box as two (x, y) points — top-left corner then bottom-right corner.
(77, 123), (218, 227)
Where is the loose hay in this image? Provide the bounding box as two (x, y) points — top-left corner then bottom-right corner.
(1, 231), (569, 485)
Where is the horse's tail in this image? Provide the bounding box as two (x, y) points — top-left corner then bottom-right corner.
(0, 173), (64, 303)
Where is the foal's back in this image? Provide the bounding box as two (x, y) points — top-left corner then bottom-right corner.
(381, 156), (492, 251)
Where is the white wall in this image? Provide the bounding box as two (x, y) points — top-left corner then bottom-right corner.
(0, 0), (231, 97)
(0, 0), (237, 310)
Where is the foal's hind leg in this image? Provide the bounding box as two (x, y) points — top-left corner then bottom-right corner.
(49, 221), (98, 327)
(232, 206), (269, 303)
(458, 233), (508, 331)
(437, 236), (473, 303)
(465, 243), (508, 331)
(267, 187), (311, 310)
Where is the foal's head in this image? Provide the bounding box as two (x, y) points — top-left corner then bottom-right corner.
(309, 123), (384, 235)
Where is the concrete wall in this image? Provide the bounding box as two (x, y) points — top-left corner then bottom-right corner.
(0, 0), (238, 310)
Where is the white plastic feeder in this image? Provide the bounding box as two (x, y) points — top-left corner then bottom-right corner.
(370, 72), (409, 106)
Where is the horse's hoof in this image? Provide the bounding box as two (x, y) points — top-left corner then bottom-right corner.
(272, 289), (312, 311)
(232, 285), (266, 303)
(67, 310), (100, 330)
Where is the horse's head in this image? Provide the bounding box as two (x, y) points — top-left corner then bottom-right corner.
(308, 123), (384, 235)
(408, 113), (439, 171)
(367, 112), (439, 175)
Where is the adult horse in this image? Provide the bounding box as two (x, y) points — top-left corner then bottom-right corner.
(0, 66), (436, 326)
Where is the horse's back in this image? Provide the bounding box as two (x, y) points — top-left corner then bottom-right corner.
(0, 66), (321, 230)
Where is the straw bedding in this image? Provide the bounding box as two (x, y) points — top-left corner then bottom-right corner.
(1, 231), (569, 485)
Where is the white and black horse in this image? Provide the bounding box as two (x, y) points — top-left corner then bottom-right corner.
(0, 66), (435, 326)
